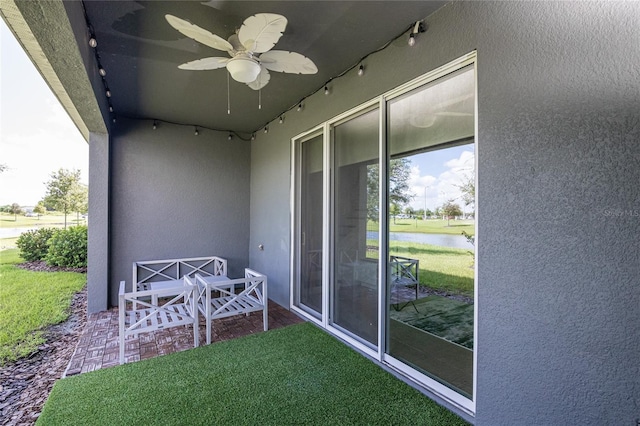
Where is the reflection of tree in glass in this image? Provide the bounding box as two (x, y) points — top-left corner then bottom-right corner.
(440, 200), (462, 226)
(367, 158), (414, 222)
(457, 175), (475, 214)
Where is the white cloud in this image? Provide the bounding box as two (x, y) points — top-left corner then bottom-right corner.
(407, 149), (474, 212)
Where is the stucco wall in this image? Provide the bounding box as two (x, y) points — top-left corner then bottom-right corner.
(250, 1), (640, 424)
(87, 132), (109, 313)
(109, 118), (251, 305)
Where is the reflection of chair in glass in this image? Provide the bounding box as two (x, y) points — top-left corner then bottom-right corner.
(390, 255), (419, 311)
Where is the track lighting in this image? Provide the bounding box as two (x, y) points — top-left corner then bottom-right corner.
(358, 64), (364, 76)
(109, 106), (113, 112)
(99, 68), (107, 77)
(228, 133), (233, 140)
(194, 127), (199, 136)
(279, 116), (284, 124)
(297, 103), (303, 112)
(105, 89), (111, 98)
(408, 33), (416, 47)
(89, 37), (97, 48)
(264, 126), (269, 134)
(153, 121), (157, 130)
(251, 133), (256, 141)
(324, 86), (329, 95)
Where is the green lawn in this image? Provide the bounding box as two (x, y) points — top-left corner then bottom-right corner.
(38, 323), (468, 425)
(0, 212), (86, 228)
(366, 241), (474, 297)
(0, 249), (86, 365)
(382, 218), (475, 235)
(390, 242), (474, 297)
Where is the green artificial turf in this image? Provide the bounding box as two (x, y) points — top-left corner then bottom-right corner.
(38, 323), (468, 425)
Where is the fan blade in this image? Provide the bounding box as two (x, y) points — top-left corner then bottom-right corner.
(247, 66), (271, 90)
(166, 14), (233, 52)
(238, 13), (287, 53)
(260, 51), (318, 74)
(178, 57), (229, 70)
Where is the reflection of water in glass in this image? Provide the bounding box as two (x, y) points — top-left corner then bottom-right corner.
(367, 231), (474, 250)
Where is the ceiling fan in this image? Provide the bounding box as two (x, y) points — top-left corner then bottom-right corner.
(166, 13), (318, 90)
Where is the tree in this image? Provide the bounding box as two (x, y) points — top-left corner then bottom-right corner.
(33, 202), (46, 219)
(73, 183), (89, 223)
(457, 174), (475, 215)
(43, 168), (86, 228)
(441, 200), (463, 226)
(390, 203), (401, 224)
(9, 203), (22, 221)
(367, 158), (414, 222)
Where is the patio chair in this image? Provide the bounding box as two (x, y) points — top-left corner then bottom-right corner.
(118, 279), (199, 364)
(390, 255), (419, 312)
(192, 268), (268, 345)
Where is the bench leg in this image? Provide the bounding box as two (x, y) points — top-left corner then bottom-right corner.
(263, 306), (268, 331)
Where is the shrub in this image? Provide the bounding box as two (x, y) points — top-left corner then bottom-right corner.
(16, 228), (56, 262)
(45, 226), (88, 268)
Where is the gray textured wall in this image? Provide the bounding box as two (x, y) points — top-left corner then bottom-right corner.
(87, 132), (109, 313)
(109, 118), (251, 305)
(250, 1), (640, 424)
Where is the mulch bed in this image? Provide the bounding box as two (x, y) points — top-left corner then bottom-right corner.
(0, 267), (86, 426)
(15, 261), (87, 274)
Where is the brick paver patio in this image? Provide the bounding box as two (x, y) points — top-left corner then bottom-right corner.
(64, 300), (303, 376)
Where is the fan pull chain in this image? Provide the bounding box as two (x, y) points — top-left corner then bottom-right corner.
(227, 72), (231, 115)
(258, 88), (262, 110)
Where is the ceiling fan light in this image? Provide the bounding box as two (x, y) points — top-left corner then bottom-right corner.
(227, 57), (261, 83)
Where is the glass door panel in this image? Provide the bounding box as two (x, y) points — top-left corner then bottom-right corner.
(331, 107), (379, 347)
(294, 134), (323, 317)
(386, 66), (476, 398)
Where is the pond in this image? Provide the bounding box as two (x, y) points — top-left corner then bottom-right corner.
(367, 231), (474, 250)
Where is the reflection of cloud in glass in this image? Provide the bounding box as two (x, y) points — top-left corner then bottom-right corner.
(407, 148), (474, 211)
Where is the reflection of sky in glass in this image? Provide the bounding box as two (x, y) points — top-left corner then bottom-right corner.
(406, 143), (475, 212)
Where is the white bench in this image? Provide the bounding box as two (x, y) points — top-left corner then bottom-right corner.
(118, 279), (198, 364)
(132, 256), (227, 306)
(189, 268), (268, 345)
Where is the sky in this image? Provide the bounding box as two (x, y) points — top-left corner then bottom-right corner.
(405, 143), (475, 214)
(0, 20), (89, 208)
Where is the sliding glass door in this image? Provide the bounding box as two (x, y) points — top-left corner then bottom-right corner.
(292, 54), (476, 409)
(293, 133), (324, 318)
(386, 65), (475, 398)
(330, 107), (379, 347)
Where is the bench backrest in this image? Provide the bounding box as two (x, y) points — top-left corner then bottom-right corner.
(133, 256), (227, 291)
